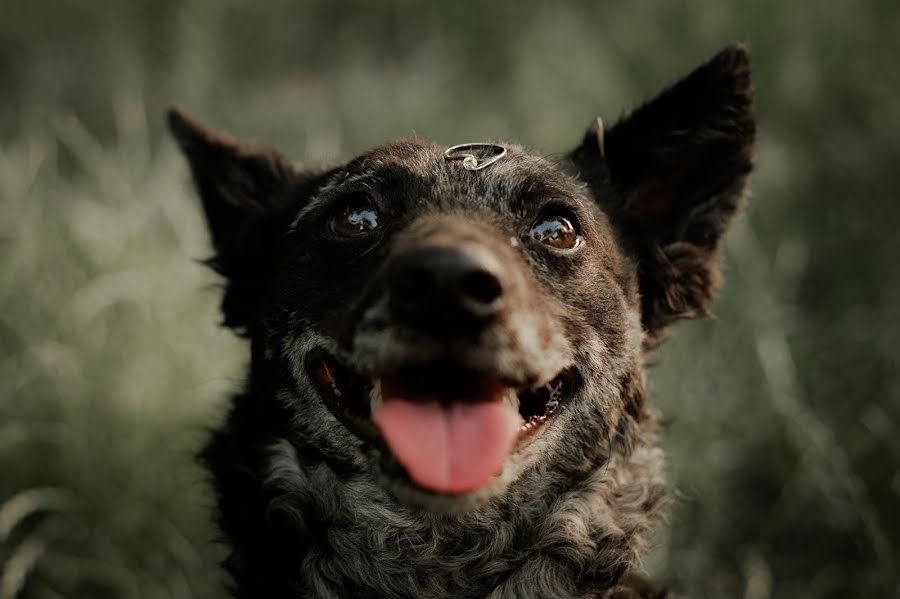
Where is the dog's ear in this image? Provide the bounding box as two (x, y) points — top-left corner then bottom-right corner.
(167, 108), (302, 332)
(570, 44), (756, 339)
(167, 107), (296, 266)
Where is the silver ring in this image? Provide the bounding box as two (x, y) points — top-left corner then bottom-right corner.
(444, 143), (507, 171)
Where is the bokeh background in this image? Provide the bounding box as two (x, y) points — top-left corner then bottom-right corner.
(1, 1), (898, 598)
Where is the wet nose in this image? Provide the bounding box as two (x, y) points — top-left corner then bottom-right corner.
(387, 245), (504, 329)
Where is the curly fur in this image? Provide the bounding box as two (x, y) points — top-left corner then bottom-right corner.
(204, 374), (665, 598)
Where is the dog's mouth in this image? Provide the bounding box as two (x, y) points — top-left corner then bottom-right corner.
(306, 351), (577, 495)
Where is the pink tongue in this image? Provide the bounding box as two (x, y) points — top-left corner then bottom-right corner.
(373, 398), (522, 494)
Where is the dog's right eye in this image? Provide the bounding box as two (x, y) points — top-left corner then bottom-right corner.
(530, 214), (581, 250)
(330, 194), (381, 237)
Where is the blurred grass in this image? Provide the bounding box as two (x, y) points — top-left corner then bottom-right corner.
(1, 1), (898, 598)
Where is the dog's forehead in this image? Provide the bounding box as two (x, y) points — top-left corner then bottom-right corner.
(343, 138), (584, 201)
(350, 138), (444, 172)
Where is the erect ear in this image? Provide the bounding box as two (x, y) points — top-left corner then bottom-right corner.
(570, 44), (756, 339)
(167, 107), (301, 332)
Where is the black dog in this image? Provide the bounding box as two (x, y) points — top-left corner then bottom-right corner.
(168, 44), (755, 598)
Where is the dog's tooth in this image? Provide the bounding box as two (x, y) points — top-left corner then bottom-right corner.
(503, 387), (520, 412)
(369, 379), (383, 412)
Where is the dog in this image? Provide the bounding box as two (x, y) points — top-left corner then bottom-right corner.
(168, 44), (755, 599)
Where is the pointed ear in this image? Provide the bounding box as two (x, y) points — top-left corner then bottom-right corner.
(167, 107), (297, 270)
(167, 107), (300, 331)
(570, 44), (756, 338)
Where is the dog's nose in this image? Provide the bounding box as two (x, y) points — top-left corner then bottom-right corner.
(387, 245), (504, 329)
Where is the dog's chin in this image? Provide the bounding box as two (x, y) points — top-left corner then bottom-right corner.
(304, 347), (579, 513)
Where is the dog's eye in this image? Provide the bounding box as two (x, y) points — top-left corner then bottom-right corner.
(330, 194), (380, 237)
(530, 215), (580, 250)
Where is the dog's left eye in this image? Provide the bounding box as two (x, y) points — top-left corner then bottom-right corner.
(330, 194), (381, 237)
(530, 215), (580, 250)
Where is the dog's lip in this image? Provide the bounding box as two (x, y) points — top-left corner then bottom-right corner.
(304, 348), (577, 445)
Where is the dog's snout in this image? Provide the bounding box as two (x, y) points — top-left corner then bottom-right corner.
(388, 245), (505, 328)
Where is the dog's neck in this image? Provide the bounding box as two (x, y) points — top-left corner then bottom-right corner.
(204, 388), (665, 599)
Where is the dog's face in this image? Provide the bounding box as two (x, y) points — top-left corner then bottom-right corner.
(170, 46), (754, 512)
(260, 141), (636, 508)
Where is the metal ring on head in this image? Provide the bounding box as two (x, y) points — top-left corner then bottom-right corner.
(444, 143), (507, 171)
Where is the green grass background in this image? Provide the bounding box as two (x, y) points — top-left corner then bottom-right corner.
(1, 1), (898, 597)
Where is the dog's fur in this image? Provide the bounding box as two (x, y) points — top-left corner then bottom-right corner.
(168, 45), (755, 599)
